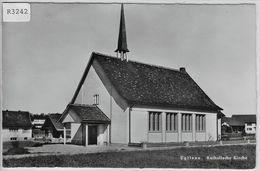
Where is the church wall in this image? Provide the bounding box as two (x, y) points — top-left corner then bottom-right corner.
(206, 114), (218, 141)
(131, 107), (218, 143)
(74, 66), (128, 144)
(130, 109), (148, 143)
(72, 66), (219, 144)
(71, 123), (83, 145)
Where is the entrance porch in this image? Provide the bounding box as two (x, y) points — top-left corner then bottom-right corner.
(60, 104), (111, 146)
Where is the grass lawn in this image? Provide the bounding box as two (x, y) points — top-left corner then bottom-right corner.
(3, 141), (42, 151)
(3, 144), (255, 168)
(3, 141), (43, 155)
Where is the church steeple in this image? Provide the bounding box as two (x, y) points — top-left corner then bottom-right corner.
(115, 4), (129, 60)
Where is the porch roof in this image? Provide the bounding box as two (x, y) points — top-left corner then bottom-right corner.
(66, 104), (111, 124)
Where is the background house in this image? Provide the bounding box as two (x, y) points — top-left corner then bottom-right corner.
(31, 113), (48, 139)
(2, 110), (33, 141)
(228, 115), (256, 134)
(221, 114), (256, 135)
(42, 113), (64, 140)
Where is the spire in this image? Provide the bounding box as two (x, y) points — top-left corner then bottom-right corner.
(115, 4), (129, 60)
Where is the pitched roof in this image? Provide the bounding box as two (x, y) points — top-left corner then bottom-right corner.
(48, 114), (63, 131)
(221, 116), (231, 123)
(217, 111), (225, 119)
(66, 104), (111, 124)
(229, 115), (256, 126)
(71, 52), (222, 112)
(2, 110), (32, 129)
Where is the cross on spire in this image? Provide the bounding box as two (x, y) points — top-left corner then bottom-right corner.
(115, 4), (129, 60)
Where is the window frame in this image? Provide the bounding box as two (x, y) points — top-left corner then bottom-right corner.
(195, 114), (206, 132)
(166, 112), (178, 132)
(148, 111), (162, 132)
(181, 113), (192, 132)
(10, 137), (17, 141)
(93, 94), (99, 105)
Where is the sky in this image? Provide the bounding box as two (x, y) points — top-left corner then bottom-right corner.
(2, 4), (256, 116)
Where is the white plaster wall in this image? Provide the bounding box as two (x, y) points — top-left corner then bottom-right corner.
(181, 132), (193, 142)
(63, 110), (81, 123)
(165, 132), (178, 142)
(2, 129), (32, 141)
(195, 132), (206, 141)
(148, 133), (163, 142)
(111, 105), (128, 143)
(75, 66), (111, 117)
(131, 110), (148, 143)
(131, 108), (218, 143)
(97, 124), (108, 145)
(71, 123), (81, 139)
(74, 66), (128, 144)
(218, 118), (221, 139)
(206, 113), (217, 141)
(245, 123), (256, 134)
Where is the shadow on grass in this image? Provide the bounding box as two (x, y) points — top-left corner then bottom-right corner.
(3, 147), (30, 155)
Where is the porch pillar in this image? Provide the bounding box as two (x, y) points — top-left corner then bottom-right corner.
(192, 113), (196, 141)
(63, 126), (66, 145)
(162, 112), (166, 143)
(85, 124), (88, 146)
(178, 112), (182, 142)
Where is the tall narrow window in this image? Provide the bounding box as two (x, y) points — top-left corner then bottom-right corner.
(166, 113), (178, 131)
(196, 114), (205, 131)
(148, 112), (162, 132)
(181, 114), (192, 131)
(93, 94), (99, 105)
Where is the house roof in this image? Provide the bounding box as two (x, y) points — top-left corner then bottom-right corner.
(65, 104), (111, 124)
(71, 52), (222, 112)
(2, 110), (32, 129)
(217, 111), (225, 119)
(48, 114), (64, 131)
(229, 115), (256, 126)
(221, 116), (231, 123)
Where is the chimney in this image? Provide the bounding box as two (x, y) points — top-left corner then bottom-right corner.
(179, 67), (186, 73)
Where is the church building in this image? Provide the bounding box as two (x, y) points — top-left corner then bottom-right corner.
(59, 4), (223, 146)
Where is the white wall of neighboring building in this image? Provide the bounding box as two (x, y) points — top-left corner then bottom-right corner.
(217, 118), (222, 140)
(2, 128), (32, 141)
(245, 123), (256, 134)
